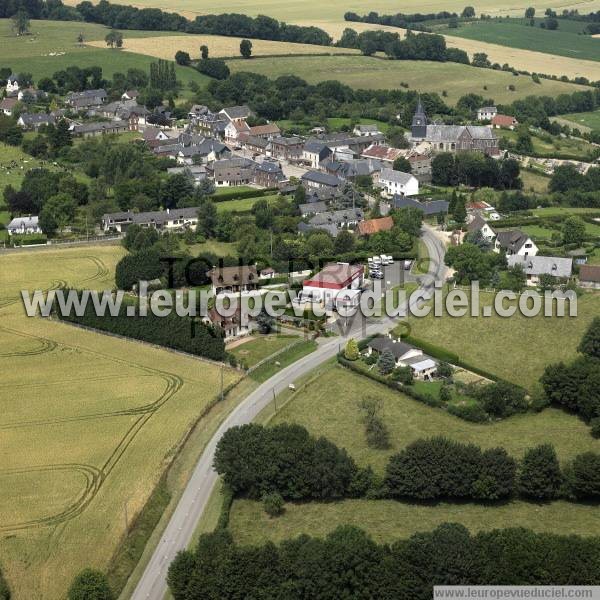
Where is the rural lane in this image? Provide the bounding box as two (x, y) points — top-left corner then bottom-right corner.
(130, 225), (447, 600)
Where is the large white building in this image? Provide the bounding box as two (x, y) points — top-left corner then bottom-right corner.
(378, 168), (419, 198)
(301, 263), (364, 306)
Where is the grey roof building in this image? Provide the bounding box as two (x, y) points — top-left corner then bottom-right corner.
(507, 256), (573, 280)
(301, 170), (343, 189)
(495, 230), (536, 255)
(393, 196), (448, 215)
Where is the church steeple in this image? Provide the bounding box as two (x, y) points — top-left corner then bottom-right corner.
(411, 96), (427, 139)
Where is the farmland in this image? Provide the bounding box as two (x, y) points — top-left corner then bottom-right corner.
(0, 245), (241, 599)
(225, 55), (588, 105)
(87, 33), (359, 60)
(406, 291), (600, 390)
(556, 109), (600, 131)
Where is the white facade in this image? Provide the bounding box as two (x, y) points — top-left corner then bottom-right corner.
(6, 77), (19, 94)
(7, 216), (41, 235)
(378, 169), (419, 198)
(477, 106), (497, 121)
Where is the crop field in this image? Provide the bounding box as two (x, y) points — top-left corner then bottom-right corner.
(0, 245), (241, 599)
(0, 19), (208, 89)
(438, 18), (600, 63)
(226, 55), (587, 104)
(87, 33), (358, 60)
(406, 291), (600, 390)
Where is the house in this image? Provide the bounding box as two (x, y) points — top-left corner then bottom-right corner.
(167, 165), (207, 184)
(17, 112), (56, 130)
(495, 230), (538, 257)
(121, 89), (139, 101)
(240, 134), (269, 156)
(208, 264), (259, 295)
(219, 105), (252, 123)
(196, 111), (228, 139)
(253, 160), (286, 188)
(378, 168), (419, 198)
(0, 97), (18, 116)
(17, 87), (40, 102)
(507, 255), (573, 286)
(467, 200), (501, 221)
(66, 89), (107, 110)
(203, 307), (250, 341)
(259, 267), (277, 279)
(477, 106), (498, 121)
(357, 216), (394, 236)
(6, 74), (19, 94)
(69, 121), (129, 137)
(467, 215), (496, 241)
(353, 123), (382, 137)
(176, 138), (231, 165)
(206, 157), (257, 186)
(361, 144), (406, 166)
(298, 221), (339, 237)
(188, 104), (208, 119)
(411, 101), (499, 155)
(366, 335), (438, 380)
(308, 208), (364, 231)
(492, 114), (519, 130)
(248, 123), (281, 139)
(224, 120), (251, 144)
(269, 136), (304, 161)
(393, 196), (449, 216)
(96, 101), (149, 129)
(299, 201), (328, 217)
(579, 264), (600, 289)
(7, 215), (41, 235)
(567, 248), (588, 266)
(322, 158), (382, 182)
(101, 207), (201, 233)
(408, 154), (432, 181)
(301, 170), (343, 191)
(301, 262), (364, 305)
(302, 140), (332, 168)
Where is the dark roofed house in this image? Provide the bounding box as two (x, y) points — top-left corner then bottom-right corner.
(299, 201), (328, 217)
(219, 105), (252, 122)
(269, 136), (304, 161)
(507, 255), (572, 286)
(66, 88), (107, 109)
(17, 112), (56, 130)
(366, 335), (438, 380)
(393, 196), (448, 216)
(208, 265), (258, 295)
(206, 157), (257, 186)
(579, 264), (600, 289)
(69, 120), (129, 137)
(253, 160), (286, 188)
(494, 230), (538, 257)
(308, 208), (364, 231)
(0, 97), (18, 116)
(248, 123), (281, 139)
(302, 140), (332, 168)
(301, 170), (343, 191)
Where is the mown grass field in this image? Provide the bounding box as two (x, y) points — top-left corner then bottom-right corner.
(0, 19), (209, 90)
(520, 169), (550, 193)
(407, 291), (600, 390)
(557, 109), (600, 131)
(438, 18), (600, 63)
(0, 245), (241, 599)
(226, 55), (587, 105)
(229, 497), (600, 545)
(215, 194), (278, 213)
(87, 33), (359, 60)
(230, 334), (298, 367)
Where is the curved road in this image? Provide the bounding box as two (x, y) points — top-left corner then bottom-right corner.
(130, 226), (447, 600)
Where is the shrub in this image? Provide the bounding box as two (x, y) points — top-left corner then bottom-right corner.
(446, 403), (489, 422)
(262, 492), (284, 517)
(579, 317), (600, 359)
(196, 58), (230, 80)
(391, 365), (413, 385)
(377, 349), (396, 375)
(439, 384), (451, 402)
(436, 361), (454, 379)
(68, 569), (113, 600)
(359, 397), (391, 450)
(344, 338), (359, 361)
(567, 452), (600, 499)
(476, 381), (528, 418)
(591, 418), (600, 439)
(518, 444), (563, 500)
(115, 249), (162, 290)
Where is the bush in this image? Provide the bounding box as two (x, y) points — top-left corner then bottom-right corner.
(377, 349), (396, 375)
(591, 418), (600, 439)
(344, 338), (359, 361)
(579, 317), (600, 359)
(439, 384), (451, 402)
(262, 492), (284, 517)
(196, 58), (230, 80)
(475, 381), (528, 418)
(518, 444), (563, 500)
(115, 249), (162, 290)
(68, 569), (113, 600)
(446, 403), (489, 422)
(568, 452), (600, 499)
(392, 365), (413, 385)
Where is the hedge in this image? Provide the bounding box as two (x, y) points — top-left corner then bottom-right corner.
(209, 187), (278, 202)
(215, 485), (234, 530)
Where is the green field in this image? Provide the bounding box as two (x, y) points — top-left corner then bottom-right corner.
(520, 169), (550, 193)
(438, 18), (600, 63)
(500, 128), (596, 159)
(0, 19), (208, 90)
(231, 334), (298, 367)
(557, 110), (600, 131)
(532, 206), (600, 217)
(0, 246), (241, 599)
(226, 55), (587, 105)
(277, 116), (391, 134)
(211, 186), (256, 196)
(229, 496), (600, 545)
(406, 291), (600, 390)
(215, 194), (278, 213)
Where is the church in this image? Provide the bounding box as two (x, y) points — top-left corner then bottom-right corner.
(410, 99), (499, 156)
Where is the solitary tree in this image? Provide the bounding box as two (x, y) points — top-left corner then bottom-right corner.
(240, 39), (253, 59)
(452, 195), (467, 224)
(175, 50), (191, 66)
(344, 339), (359, 361)
(392, 156), (411, 173)
(11, 8), (30, 35)
(68, 569), (114, 600)
(105, 30), (123, 48)
(525, 6), (535, 18)
(200, 44), (209, 59)
(377, 349), (396, 375)
(262, 492), (284, 517)
(461, 6), (475, 17)
(77, 32), (84, 45)
(562, 216), (586, 246)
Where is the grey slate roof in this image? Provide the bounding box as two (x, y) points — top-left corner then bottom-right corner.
(393, 196), (448, 215)
(467, 215), (493, 233)
(309, 208), (364, 227)
(220, 105), (251, 120)
(380, 168), (414, 184)
(495, 230), (532, 253)
(368, 337), (416, 359)
(103, 207), (201, 227)
(299, 201), (328, 216)
(301, 170), (343, 187)
(18, 113), (55, 126)
(507, 256), (573, 279)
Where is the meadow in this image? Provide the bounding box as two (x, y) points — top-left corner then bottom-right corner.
(0, 245), (241, 599)
(225, 55), (588, 105)
(438, 18), (600, 63)
(215, 193), (278, 213)
(557, 109), (600, 131)
(230, 334), (298, 367)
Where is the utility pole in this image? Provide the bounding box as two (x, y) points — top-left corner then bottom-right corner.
(272, 387), (277, 413)
(220, 365), (224, 402)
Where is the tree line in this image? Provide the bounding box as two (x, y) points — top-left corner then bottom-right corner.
(168, 523), (600, 599)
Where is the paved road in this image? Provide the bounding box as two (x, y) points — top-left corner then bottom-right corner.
(130, 226), (447, 600)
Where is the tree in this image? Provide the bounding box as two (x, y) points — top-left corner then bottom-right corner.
(515, 128), (534, 154)
(256, 310), (275, 334)
(439, 384), (452, 402)
(562, 216), (586, 246)
(105, 30), (123, 48)
(452, 195), (467, 224)
(359, 397), (391, 449)
(504, 263), (526, 293)
(197, 199), (218, 237)
(344, 339), (359, 361)
(525, 7), (535, 18)
(39, 193), (76, 236)
(200, 44), (209, 59)
(392, 366), (413, 385)
(262, 492), (284, 517)
(68, 569), (114, 600)
(377, 349), (396, 375)
(544, 17), (559, 30)
(358, 37), (377, 56)
(174, 50), (191, 66)
(392, 156), (411, 173)
(196, 58), (230, 80)
(437, 362), (454, 379)
(77, 32), (84, 45)
(579, 317), (600, 359)
(461, 6), (475, 17)
(334, 229), (355, 254)
(568, 452), (600, 499)
(240, 39), (253, 58)
(11, 8), (30, 36)
(518, 444), (562, 500)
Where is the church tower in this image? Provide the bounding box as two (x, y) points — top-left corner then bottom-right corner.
(411, 97), (427, 139)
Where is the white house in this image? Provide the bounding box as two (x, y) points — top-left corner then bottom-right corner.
(101, 207), (200, 233)
(507, 255), (573, 286)
(353, 124), (382, 137)
(378, 168), (419, 198)
(7, 216), (41, 235)
(224, 120), (250, 144)
(495, 230), (538, 257)
(467, 215), (496, 242)
(0, 97), (18, 116)
(202, 307), (250, 342)
(366, 335), (438, 380)
(6, 74), (19, 95)
(477, 106), (497, 121)
(302, 140), (332, 169)
(301, 263), (364, 307)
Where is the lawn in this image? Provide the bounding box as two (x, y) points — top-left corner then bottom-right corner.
(268, 364), (599, 472)
(500, 128), (596, 159)
(186, 239), (239, 256)
(520, 169), (550, 193)
(438, 18), (600, 63)
(229, 497), (600, 546)
(215, 194), (278, 213)
(532, 207), (600, 217)
(405, 291), (600, 390)
(249, 339), (318, 383)
(0, 142), (65, 190)
(225, 55), (587, 105)
(230, 334), (299, 367)
(211, 186), (256, 196)
(0, 19), (209, 91)
(556, 110), (600, 131)
(0, 245), (241, 599)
